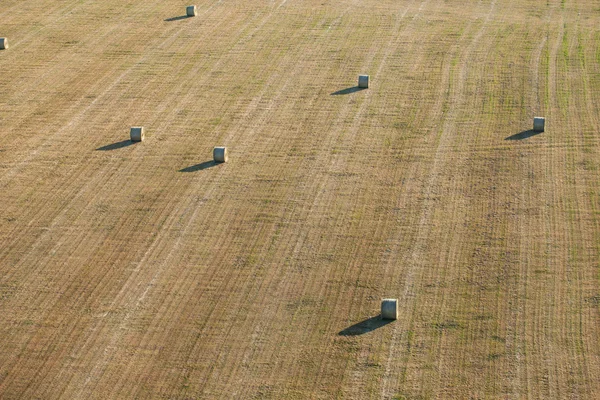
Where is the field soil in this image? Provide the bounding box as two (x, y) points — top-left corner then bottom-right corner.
(1, 0), (600, 398)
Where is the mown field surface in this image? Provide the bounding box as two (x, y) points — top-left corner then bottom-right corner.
(1, 0), (600, 398)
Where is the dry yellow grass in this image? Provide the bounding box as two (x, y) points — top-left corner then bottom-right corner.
(1, 0), (600, 398)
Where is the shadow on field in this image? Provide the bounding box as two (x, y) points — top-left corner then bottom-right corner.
(505, 129), (541, 141)
(331, 86), (367, 95)
(180, 160), (217, 172)
(338, 315), (393, 336)
(96, 140), (135, 151)
(165, 15), (192, 22)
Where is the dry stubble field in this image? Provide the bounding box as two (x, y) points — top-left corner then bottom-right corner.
(1, 0), (600, 398)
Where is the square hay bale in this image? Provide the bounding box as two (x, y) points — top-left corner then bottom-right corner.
(358, 75), (369, 88)
(213, 146), (228, 163)
(130, 127), (145, 142)
(381, 299), (398, 320)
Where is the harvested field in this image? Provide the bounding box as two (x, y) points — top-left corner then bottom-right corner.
(1, 0), (600, 398)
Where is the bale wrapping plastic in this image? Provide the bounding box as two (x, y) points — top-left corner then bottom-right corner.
(381, 299), (398, 320)
(533, 117), (545, 132)
(213, 146), (228, 163)
(0, 38), (8, 50)
(358, 75), (369, 88)
(130, 127), (145, 142)
(186, 5), (197, 17)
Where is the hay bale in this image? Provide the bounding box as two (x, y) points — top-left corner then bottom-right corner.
(130, 127), (145, 142)
(381, 299), (398, 320)
(0, 38), (8, 50)
(186, 5), (197, 17)
(533, 117), (545, 132)
(213, 146), (228, 163)
(358, 75), (369, 88)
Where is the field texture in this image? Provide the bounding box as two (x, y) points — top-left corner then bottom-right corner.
(1, 0), (600, 398)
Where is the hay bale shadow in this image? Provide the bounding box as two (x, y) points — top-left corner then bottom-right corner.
(331, 86), (367, 96)
(96, 140), (135, 151)
(338, 315), (393, 336)
(165, 15), (192, 22)
(505, 129), (541, 141)
(179, 160), (217, 172)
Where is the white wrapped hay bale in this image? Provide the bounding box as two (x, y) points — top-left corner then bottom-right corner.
(381, 298), (398, 320)
(533, 117), (545, 132)
(0, 38), (8, 50)
(358, 75), (369, 88)
(130, 127), (145, 142)
(213, 146), (228, 163)
(186, 5), (197, 17)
